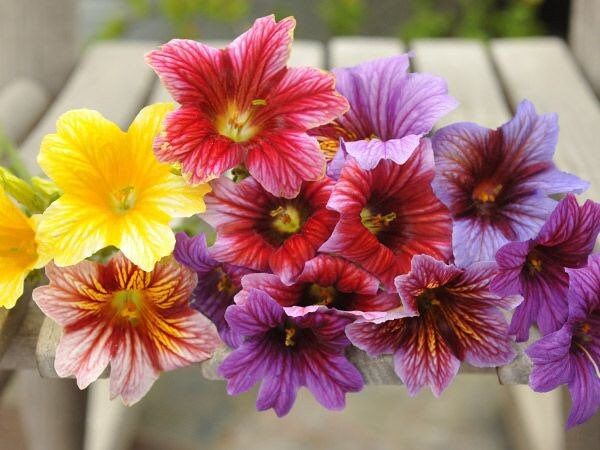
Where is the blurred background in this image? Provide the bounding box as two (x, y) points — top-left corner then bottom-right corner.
(0, 1), (597, 450)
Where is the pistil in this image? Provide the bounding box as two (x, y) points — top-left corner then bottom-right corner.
(361, 208), (396, 234)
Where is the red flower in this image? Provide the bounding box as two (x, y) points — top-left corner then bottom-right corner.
(320, 139), (452, 287)
(204, 176), (338, 285)
(146, 15), (348, 198)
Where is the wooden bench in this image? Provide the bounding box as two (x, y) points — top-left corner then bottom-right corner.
(1, 7), (599, 450)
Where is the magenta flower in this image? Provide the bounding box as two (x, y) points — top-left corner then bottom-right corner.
(491, 194), (600, 341)
(527, 254), (600, 428)
(346, 255), (517, 396)
(203, 176), (338, 285)
(432, 100), (588, 266)
(173, 232), (253, 348)
(310, 54), (457, 169)
(319, 139), (452, 287)
(218, 289), (363, 416)
(238, 254), (399, 319)
(146, 15), (348, 198)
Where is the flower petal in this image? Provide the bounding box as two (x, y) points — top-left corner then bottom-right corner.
(245, 131), (326, 198)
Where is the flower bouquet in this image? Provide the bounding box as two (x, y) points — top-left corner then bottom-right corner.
(1, 15), (598, 427)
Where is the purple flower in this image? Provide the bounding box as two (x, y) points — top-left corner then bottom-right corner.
(310, 54), (457, 170)
(432, 100), (589, 267)
(527, 254), (600, 428)
(218, 289), (363, 416)
(173, 232), (253, 348)
(492, 194), (600, 341)
(346, 255), (517, 396)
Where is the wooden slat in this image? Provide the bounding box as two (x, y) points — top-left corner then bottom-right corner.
(328, 37), (404, 69)
(491, 37), (600, 201)
(411, 39), (510, 127)
(0, 79), (49, 144)
(20, 41), (158, 173)
(569, 0), (600, 94)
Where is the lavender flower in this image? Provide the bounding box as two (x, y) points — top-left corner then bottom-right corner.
(432, 100), (588, 266)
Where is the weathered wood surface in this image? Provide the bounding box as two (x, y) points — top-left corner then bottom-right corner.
(0, 79), (49, 144)
(0, 0), (79, 95)
(328, 36), (404, 68)
(569, 0), (600, 94)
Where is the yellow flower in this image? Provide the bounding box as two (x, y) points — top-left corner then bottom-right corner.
(37, 103), (210, 271)
(0, 186), (49, 308)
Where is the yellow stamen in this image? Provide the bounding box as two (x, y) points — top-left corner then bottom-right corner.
(270, 205), (303, 234)
(361, 208), (397, 234)
(309, 284), (337, 306)
(113, 290), (143, 324)
(251, 99), (267, 106)
(284, 327), (297, 347)
(473, 182), (503, 203)
(111, 186), (136, 213)
(216, 104), (259, 143)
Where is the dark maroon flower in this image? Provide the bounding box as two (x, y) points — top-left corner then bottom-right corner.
(527, 254), (600, 428)
(432, 100), (588, 266)
(319, 139), (452, 287)
(218, 289), (363, 416)
(492, 194), (600, 341)
(238, 254), (399, 319)
(203, 176), (338, 285)
(347, 255), (517, 396)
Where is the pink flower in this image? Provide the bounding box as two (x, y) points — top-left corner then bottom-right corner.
(203, 176), (338, 285)
(32, 253), (220, 405)
(146, 15), (348, 198)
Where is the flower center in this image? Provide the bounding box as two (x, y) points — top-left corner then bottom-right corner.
(231, 164), (250, 182)
(318, 138), (340, 160)
(112, 289), (143, 324)
(270, 205), (304, 235)
(573, 322), (600, 379)
(215, 267), (237, 297)
(361, 208), (396, 235)
(526, 253), (543, 274)
(307, 284), (338, 306)
(111, 186), (136, 213)
(284, 326), (297, 347)
(472, 181), (503, 204)
(216, 104), (260, 143)
(416, 288), (443, 314)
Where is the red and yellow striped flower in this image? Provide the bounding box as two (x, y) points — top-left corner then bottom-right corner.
(32, 253), (220, 405)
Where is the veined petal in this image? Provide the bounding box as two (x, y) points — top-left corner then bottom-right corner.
(36, 195), (111, 267)
(228, 15), (296, 105)
(38, 109), (126, 196)
(567, 350), (600, 427)
(146, 39), (225, 107)
(262, 66), (349, 130)
(394, 315), (461, 397)
(245, 131), (326, 198)
(54, 321), (113, 389)
(108, 328), (159, 405)
(344, 135), (421, 170)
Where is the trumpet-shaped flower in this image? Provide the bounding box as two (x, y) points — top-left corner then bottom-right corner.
(346, 255), (517, 396)
(174, 232), (253, 348)
(527, 254), (600, 428)
(0, 186), (49, 308)
(320, 139), (452, 287)
(37, 103), (210, 271)
(32, 253), (220, 405)
(432, 100), (588, 266)
(492, 194), (600, 341)
(238, 254), (398, 318)
(218, 289), (363, 416)
(311, 54), (457, 169)
(204, 176), (338, 285)
(146, 15), (348, 198)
